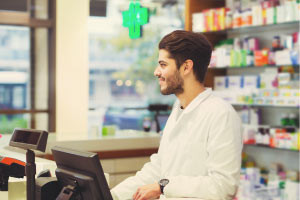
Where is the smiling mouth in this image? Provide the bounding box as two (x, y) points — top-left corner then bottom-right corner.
(158, 78), (165, 85)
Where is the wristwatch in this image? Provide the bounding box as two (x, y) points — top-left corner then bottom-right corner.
(158, 179), (169, 194)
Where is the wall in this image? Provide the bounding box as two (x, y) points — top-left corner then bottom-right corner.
(55, 0), (89, 139)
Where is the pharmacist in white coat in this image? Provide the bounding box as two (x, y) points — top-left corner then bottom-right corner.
(111, 30), (243, 200)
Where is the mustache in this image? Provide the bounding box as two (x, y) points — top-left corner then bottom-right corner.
(157, 75), (165, 81)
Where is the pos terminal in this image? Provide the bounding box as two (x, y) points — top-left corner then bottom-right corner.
(9, 128), (49, 200)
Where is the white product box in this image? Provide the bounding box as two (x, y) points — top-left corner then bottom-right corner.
(228, 76), (242, 89)
(278, 72), (291, 89)
(215, 48), (230, 67)
(214, 76), (227, 90)
(276, 5), (285, 23)
(252, 5), (263, 25)
(284, 180), (300, 200)
(243, 75), (259, 89)
(259, 73), (278, 89)
(192, 13), (204, 32)
(275, 50), (292, 65)
(266, 7), (275, 24)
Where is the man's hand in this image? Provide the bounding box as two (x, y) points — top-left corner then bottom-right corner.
(133, 183), (161, 200)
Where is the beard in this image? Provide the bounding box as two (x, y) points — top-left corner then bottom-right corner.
(160, 70), (184, 95)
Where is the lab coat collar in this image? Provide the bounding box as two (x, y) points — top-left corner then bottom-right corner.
(180, 88), (212, 114)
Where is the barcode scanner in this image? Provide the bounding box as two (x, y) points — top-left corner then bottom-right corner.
(0, 156), (25, 191)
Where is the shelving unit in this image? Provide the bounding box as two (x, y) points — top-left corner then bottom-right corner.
(244, 144), (299, 152)
(232, 104), (299, 108)
(185, 0), (299, 173)
(198, 20), (300, 35)
(208, 64), (300, 70)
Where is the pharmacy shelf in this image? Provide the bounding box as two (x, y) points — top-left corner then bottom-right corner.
(208, 64), (299, 70)
(200, 20), (300, 35)
(232, 104), (299, 108)
(244, 144), (299, 152)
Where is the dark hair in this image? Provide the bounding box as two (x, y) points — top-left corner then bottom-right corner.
(159, 30), (212, 83)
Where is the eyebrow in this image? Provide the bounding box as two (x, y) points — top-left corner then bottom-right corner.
(158, 60), (167, 64)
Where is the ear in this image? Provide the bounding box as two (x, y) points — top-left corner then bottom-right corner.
(182, 59), (193, 75)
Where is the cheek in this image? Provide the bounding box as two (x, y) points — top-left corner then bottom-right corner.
(161, 69), (171, 78)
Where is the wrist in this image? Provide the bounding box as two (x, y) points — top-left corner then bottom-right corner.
(158, 179), (169, 194)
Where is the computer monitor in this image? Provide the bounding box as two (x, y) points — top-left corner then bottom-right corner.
(51, 146), (113, 200)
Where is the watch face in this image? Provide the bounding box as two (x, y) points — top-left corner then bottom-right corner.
(159, 179), (169, 186)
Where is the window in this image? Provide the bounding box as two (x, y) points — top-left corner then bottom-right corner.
(88, 0), (184, 133)
(0, 0), (54, 134)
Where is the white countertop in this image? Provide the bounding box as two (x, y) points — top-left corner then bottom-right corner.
(0, 130), (161, 156)
(45, 130), (161, 154)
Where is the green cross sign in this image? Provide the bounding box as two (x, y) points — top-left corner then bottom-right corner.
(122, 1), (149, 39)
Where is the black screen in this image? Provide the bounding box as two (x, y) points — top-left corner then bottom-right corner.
(52, 146), (113, 200)
(13, 130), (40, 145)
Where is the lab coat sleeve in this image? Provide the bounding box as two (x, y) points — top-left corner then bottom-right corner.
(111, 152), (161, 200)
(163, 108), (243, 200)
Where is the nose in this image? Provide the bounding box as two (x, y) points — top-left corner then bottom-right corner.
(154, 66), (161, 77)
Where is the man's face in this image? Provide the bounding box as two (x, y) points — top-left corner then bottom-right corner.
(154, 49), (184, 95)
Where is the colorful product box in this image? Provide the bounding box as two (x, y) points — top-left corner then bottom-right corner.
(203, 9), (214, 32)
(259, 72), (278, 89)
(254, 50), (269, 66)
(242, 9), (252, 27)
(233, 11), (242, 28)
(215, 8), (227, 30)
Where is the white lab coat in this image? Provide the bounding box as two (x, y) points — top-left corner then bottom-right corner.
(111, 88), (243, 200)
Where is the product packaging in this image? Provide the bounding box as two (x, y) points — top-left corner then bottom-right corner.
(276, 5), (285, 23)
(192, 12), (205, 32)
(228, 76), (242, 89)
(275, 50), (292, 65)
(259, 71), (278, 89)
(225, 10), (233, 29)
(254, 49), (269, 66)
(243, 75), (259, 89)
(214, 76), (227, 90)
(252, 5), (263, 26)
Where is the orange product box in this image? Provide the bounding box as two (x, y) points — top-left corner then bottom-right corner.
(233, 11), (242, 28)
(254, 49), (269, 66)
(242, 9), (253, 26)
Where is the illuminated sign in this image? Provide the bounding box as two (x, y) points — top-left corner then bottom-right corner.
(122, 1), (149, 39)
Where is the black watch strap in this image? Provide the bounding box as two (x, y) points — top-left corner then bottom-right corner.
(159, 179), (169, 194)
(159, 184), (164, 194)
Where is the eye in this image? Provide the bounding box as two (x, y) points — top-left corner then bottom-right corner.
(160, 63), (167, 67)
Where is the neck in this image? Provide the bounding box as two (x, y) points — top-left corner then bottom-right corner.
(176, 82), (205, 109)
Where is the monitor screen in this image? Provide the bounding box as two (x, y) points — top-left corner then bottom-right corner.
(51, 146), (113, 200)
(13, 130), (40, 145)
(9, 128), (48, 152)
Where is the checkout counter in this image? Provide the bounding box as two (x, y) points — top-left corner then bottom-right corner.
(0, 130), (203, 200)
(0, 130), (159, 200)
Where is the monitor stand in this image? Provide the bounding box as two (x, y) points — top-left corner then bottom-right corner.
(56, 183), (80, 200)
(26, 149), (36, 200)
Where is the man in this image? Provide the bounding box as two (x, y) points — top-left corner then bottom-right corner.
(111, 30), (242, 200)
